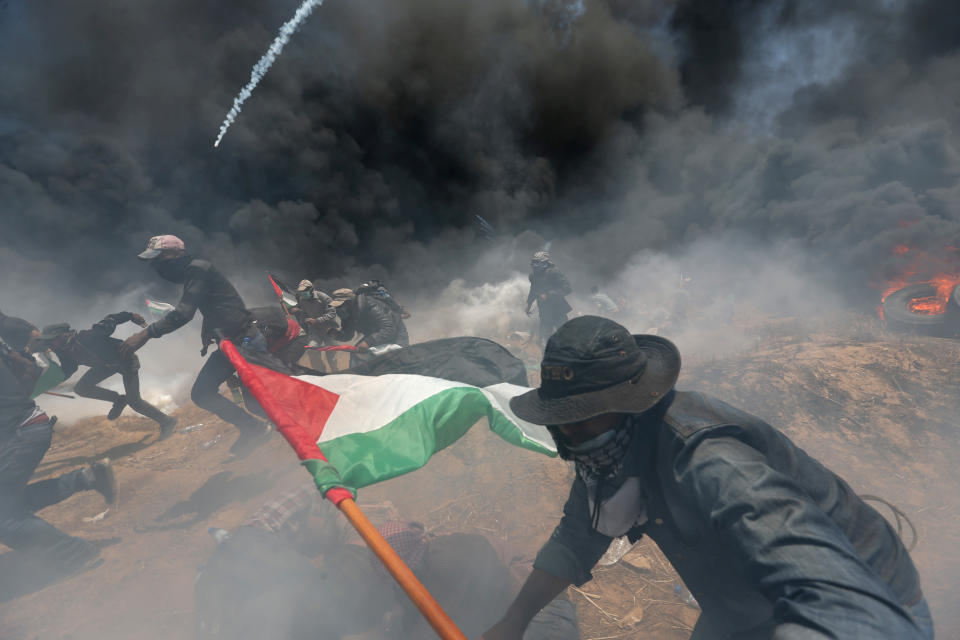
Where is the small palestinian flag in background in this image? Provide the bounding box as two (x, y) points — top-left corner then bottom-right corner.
(30, 352), (65, 399)
(145, 298), (175, 320)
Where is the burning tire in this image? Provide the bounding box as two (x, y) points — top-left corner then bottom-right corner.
(882, 283), (960, 337)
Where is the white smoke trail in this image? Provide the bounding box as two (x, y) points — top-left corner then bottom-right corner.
(213, 0), (324, 148)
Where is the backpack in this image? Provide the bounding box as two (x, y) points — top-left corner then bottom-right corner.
(355, 280), (405, 315)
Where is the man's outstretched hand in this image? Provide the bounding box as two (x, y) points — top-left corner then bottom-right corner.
(478, 620), (525, 640)
(130, 313), (148, 328)
(479, 569), (571, 640)
(120, 329), (150, 357)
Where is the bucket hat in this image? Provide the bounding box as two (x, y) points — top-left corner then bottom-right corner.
(40, 323), (74, 342)
(510, 316), (680, 425)
(330, 288), (356, 307)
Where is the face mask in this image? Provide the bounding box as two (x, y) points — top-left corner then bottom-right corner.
(151, 254), (192, 283)
(551, 420), (632, 480)
(565, 428), (620, 454)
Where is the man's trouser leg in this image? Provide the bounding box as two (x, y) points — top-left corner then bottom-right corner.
(0, 420), (97, 567)
(121, 369), (169, 424)
(74, 366), (122, 404)
(538, 313), (555, 346)
(191, 351), (262, 433)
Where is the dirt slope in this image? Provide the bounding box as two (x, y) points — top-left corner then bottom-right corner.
(1, 324), (957, 639)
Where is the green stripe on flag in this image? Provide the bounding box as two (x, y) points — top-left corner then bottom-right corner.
(31, 361), (66, 399)
(321, 386), (555, 491)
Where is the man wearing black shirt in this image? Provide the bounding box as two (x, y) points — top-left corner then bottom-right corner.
(121, 235), (272, 456)
(41, 312), (176, 439)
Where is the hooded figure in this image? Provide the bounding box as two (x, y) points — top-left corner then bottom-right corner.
(294, 280), (338, 344)
(525, 252), (572, 346)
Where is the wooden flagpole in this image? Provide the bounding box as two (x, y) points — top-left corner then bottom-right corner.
(219, 339), (467, 640)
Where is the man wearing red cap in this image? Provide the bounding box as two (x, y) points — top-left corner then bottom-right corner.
(121, 235), (272, 456)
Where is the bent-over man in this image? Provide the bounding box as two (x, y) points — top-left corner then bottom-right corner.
(483, 316), (932, 640)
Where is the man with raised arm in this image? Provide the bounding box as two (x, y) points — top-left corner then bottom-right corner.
(121, 235), (272, 456)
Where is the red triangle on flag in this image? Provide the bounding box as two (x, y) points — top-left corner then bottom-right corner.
(248, 362), (339, 443)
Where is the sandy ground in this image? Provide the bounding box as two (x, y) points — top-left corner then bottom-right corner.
(1, 320), (958, 639)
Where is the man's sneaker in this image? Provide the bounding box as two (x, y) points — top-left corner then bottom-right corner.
(87, 458), (117, 504)
(229, 422), (274, 458)
(107, 397), (127, 420)
(158, 416), (178, 441)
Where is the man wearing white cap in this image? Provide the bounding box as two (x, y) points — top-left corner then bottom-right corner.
(121, 235), (272, 456)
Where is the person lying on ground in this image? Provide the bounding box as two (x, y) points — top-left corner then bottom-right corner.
(41, 312), (177, 440)
(195, 484), (579, 640)
(482, 316), (933, 640)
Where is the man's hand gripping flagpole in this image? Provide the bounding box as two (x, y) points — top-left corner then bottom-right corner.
(219, 339), (467, 640)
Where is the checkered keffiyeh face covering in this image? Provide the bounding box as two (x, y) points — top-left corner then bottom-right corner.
(572, 418), (634, 482)
(378, 520), (432, 572)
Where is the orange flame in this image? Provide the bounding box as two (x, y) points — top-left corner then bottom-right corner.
(876, 244), (960, 318)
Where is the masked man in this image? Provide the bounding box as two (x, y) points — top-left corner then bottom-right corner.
(525, 252), (571, 346)
(293, 280), (338, 341)
(121, 235), (272, 456)
(483, 316), (933, 640)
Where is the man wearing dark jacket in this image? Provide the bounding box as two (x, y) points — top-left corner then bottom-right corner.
(525, 252), (571, 346)
(41, 313), (177, 439)
(121, 235), (272, 456)
(483, 316), (933, 640)
(0, 315), (116, 577)
(330, 288), (409, 349)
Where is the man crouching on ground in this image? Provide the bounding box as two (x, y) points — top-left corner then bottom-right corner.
(482, 316), (933, 640)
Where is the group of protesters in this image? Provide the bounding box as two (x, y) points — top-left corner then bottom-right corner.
(0, 234), (939, 639)
(0, 234), (411, 582)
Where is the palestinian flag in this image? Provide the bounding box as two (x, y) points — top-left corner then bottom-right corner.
(222, 341), (555, 493)
(30, 352), (66, 399)
(145, 298), (175, 319)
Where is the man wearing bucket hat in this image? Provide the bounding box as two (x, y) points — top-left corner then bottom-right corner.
(293, 280), (338, 342)
(482, 316), (932, 640)
(121, 235), (272, 456)
(40, 313), (177, 439)
(330, 286), (409, 350)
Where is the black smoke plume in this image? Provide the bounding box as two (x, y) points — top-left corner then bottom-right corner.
(0, 0), (958, 308)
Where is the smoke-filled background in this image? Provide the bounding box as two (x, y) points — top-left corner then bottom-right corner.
(1, 0), (960, 403)
(2, 3), (960, 638)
